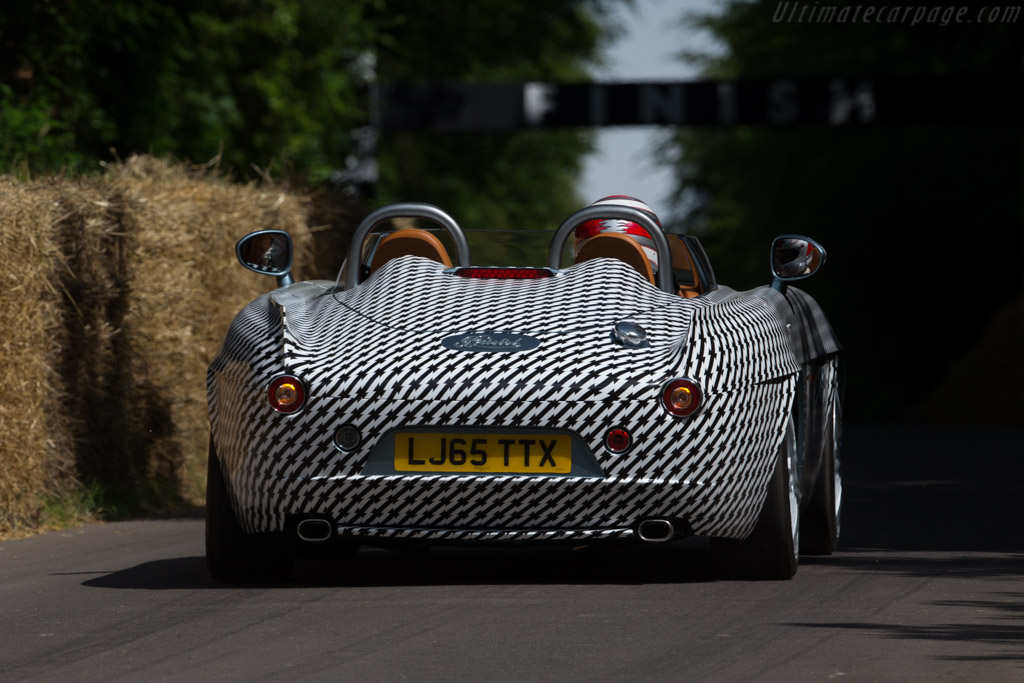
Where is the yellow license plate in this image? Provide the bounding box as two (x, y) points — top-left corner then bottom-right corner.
(394, 432), (572, 473)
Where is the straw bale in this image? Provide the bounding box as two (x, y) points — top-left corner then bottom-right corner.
(101, 156), (314, 501)
(0, 155), (325, 535)
(0, 178), (76, 532)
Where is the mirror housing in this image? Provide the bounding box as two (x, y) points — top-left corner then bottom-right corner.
(770, 235), (825, 292)
(236, 230), (294, 287)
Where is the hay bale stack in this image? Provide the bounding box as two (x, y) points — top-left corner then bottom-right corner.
(0, 156), (315, 535)
(0, 179), (76, 532)
(100, 157), (313, 504)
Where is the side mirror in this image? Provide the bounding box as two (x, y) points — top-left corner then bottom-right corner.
(770, 235), (825, 291)
(236, 230), (294, 287)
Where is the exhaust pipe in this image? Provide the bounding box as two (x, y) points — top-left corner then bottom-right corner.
(637, 518), (675, 543)
(296, 518), (333, 543)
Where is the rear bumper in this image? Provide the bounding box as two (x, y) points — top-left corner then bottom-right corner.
(229, 470), (765, 543)
(213, 378), (797, 543)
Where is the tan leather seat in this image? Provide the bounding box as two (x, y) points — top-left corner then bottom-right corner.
(668, 235), (701, 298)
(574, 232), (656, 286)
(368, 229), (453, 274)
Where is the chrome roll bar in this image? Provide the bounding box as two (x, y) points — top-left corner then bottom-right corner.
(343, 202), (471, 290)
(547, 205), (675, 294)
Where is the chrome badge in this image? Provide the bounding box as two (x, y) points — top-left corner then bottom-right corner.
(441, 333), (541, 353)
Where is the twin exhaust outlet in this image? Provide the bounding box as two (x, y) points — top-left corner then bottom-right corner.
(636, 518), (675, 543)
(296, 518), (333, 543)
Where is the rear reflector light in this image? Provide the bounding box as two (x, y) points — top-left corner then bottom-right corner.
(268, 375), (306, 414)
(453, 267), (554, 279)
(661, 378), (703, 418)
(605, 427), (632, 453)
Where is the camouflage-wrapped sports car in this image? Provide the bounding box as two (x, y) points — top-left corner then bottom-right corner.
(206, 202), (842, 581)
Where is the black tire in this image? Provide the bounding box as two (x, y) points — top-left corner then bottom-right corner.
(712, 419), (799, 580)
(800, 393), (842, 555)
(206, 440), (292, 583)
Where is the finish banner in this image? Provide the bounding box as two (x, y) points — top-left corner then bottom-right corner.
(376, 77), (1023, 130)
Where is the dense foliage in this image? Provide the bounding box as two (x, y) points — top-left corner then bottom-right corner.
(667, 0), (1023, 420)
(1, 0), (615, 232)
(0, 1), (380, 180)
(374, 1), (611, 230)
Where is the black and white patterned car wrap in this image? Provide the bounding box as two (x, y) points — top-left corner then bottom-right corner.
(208, 255), (839, 545)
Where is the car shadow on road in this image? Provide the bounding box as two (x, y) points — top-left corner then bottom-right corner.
(81, 556), (214, 589)
(82, 540), (722, 590)
(81, 543), (1024, 591)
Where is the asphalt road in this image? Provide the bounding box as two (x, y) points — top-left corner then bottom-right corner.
(1, 425), (1022, 682)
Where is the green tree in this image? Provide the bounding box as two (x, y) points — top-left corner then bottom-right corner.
(1, 0), (620, 265)
(668, 0), (1023, 421)
(0, 0), (380, 180)
(373, 0), (618, 263)
(1, 1), (617, 192)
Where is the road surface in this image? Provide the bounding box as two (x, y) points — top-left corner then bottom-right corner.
(1, 425), (1021, 681)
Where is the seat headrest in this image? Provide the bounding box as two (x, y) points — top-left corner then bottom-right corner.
(574, 232), (655, 286)
(369, 229), (453, 274)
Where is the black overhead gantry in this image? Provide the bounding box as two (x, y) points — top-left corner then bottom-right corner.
(337, 76), (1023, 191)
(376, 77), (1023, 130)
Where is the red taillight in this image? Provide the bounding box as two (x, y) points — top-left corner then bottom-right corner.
(268, 375), (306, 414)
(453, 267), (554, 279)
(605, 427), (632, 453)
(661, 378), (703, 418)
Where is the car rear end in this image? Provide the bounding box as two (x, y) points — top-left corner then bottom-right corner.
(209, 257), (797, 549)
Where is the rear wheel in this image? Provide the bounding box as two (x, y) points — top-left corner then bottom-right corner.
(800, 390), (842, 555)
(713, 418), (799, 580)
(206, 440), (292, 583)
